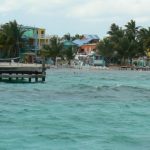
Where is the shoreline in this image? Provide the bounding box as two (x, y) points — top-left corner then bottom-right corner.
(0, 63), (150, 71)
(48, 65), (150, 72)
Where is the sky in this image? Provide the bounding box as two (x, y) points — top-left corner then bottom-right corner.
(0, 0), (150, 38)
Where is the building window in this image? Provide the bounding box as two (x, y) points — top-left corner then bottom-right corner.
(41, 31), (44, 34)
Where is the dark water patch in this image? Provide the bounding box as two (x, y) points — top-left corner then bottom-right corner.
(0, 120), (16, 124)
(0, 110), (11, 113)
(38, 133), (77, 142)
(110, 135), (141, 145)
(33, 88), (41, 92)
(37, 132), (101, 142)
(70, 83), (150, 93)
(71, 83), (95, 90)
(129, 111), (150, 118)
(103, 85), (150, 92)
(100, 77), (118, 81)
(70, 84), (119, 93)
(15, 108), (30, 114)
(114, 85), (150, 91)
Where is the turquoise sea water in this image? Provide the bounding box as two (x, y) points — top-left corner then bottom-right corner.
(0, 69), (150, 150)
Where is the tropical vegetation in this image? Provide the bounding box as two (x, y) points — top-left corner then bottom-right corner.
(0, 19), (150, 66)
(40, 36), (76, 65)
(97, 20), (150, 65)
(40, 36), (63, 65)
(0, 20), (26, 58)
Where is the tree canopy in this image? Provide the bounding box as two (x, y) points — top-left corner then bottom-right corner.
(0, 20), (26, 58)
(41, 36), (63, 64)
(97, 20), (150, 65)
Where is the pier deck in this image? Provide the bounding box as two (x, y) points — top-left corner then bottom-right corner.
(0, 63), (46, 82)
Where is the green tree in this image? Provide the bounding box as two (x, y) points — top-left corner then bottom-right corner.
(96, 20), (149, 65)
(125, 20), (139, 41)
(97, 37), (114, 57)
(63, 33), (71, 41)
(41, 36), (63, 65)
(107, 23), (120, 39)
(107, 23), (130, 64)
(97, 37), (116, 64)
(138, 27), (150, 56)
(107, 20), (143, 64)
(63, 46), (75, 65)
(0, 20), (26, 58)
(124, 20), (141, 61)
(72, 34), (84, 40)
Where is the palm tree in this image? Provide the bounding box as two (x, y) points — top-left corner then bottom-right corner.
(108, 23), (119, 36)
(107, 24), (130, 64)
(125, 20), (140, 62)
(97, 37), (117, 65)
(125, 20), (139, 40)
(97, 37), (114, 57)
(63, 33), (71, 41)
(0, 20), (26, 58)
(72, 34), (84, 40)
(138, 27), (150, 56)
(63, 46), (75, 65)
(41, 36), (63, 65)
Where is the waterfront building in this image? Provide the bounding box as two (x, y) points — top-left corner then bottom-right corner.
(37, 28), (46, 49)
(73, 34), (99, 55)
(22, 26), (51, 53)
(22, 26), (38, 52)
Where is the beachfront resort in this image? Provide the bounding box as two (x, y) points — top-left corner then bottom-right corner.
(0, 19), (150, 76)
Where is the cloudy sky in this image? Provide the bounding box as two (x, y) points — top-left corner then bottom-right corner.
(0, 0), (149, 37)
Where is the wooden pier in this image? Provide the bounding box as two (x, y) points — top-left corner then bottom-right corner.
(0, 63), (46, 82)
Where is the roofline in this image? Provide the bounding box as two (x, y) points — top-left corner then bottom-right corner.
(23, 26), (45, 30)
(80, 43), (97, 46)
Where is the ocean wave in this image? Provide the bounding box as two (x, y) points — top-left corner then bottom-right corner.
(70, 83), (150, 92)
(112, 85), (150, 92)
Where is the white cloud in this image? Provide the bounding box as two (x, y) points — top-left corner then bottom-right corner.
(25, 0), (70, 15)
(0, 0), (20, 12)
(1, 0), (150, 20)
(0, 0), (70, 14)
(0, 0), (150, 36)
(68, 0), (150, 19)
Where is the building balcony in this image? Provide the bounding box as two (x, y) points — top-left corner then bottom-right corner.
(38, 34), (45, 39)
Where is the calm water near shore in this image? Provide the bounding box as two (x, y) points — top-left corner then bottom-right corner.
(0, 69), (150, 150)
